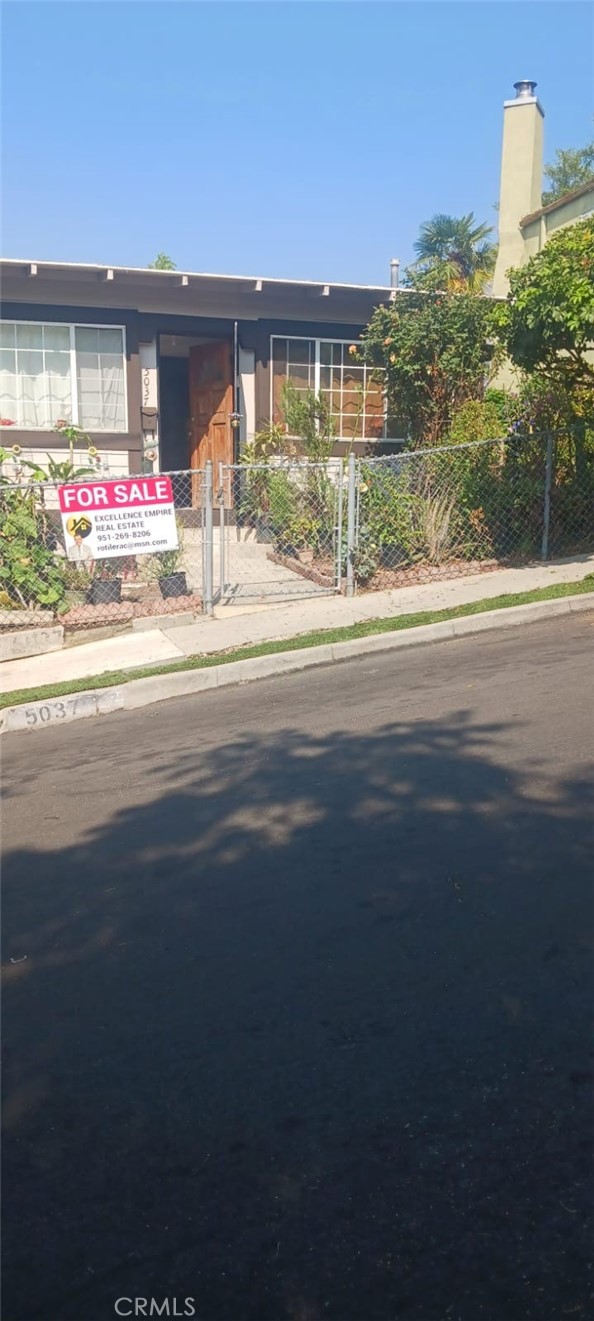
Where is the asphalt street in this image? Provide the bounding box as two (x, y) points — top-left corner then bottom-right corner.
(2, 615), (593, 1321)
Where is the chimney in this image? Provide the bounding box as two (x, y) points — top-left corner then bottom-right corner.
(390, 258), (400, 289)
(492, 80), (544, 296)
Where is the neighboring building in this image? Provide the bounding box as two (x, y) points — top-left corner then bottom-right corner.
(492, 79), (594, 297)
(0, 261), (396, 478)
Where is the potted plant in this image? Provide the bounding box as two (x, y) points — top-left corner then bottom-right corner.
(152, 523), (188, 598)
(60, 561), (92, 610)
(155, 548), (188, 598)
(88, 557), (125, 606)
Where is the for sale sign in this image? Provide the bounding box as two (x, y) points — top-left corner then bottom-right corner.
(58, 476), (178, 562)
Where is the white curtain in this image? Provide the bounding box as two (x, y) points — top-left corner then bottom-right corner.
(0, 323), (71, 427)
(76, 327), (125, 430)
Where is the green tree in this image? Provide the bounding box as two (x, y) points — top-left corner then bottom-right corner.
(409, 213), (497, 292)
(360, 291), (498, 446)
(147, 253), (177, 270)
(495, 217), (594, 393)
(542, 138), (594, 205)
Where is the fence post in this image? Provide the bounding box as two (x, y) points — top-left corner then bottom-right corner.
(346, 452), (356, 598)
(218, 460), (226, 601)
(336, 458), (344, 594)
(541, 430), (554, 562)
(204, 460), (214, 615)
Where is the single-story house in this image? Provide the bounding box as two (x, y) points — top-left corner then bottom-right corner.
(0, 261), (397, 478)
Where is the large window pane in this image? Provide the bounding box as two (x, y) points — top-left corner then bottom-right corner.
(270, 337), (386, 443)
(17, 349), (44, 376)
(0, 372), (18, 416)
(0, 324), (15, 349)
(75, 327), (99, 353)
(98, 327), (124, 354)
(19, 374), (48, 428)
(272, 339), (287, 370)
(0, 349), (16, 372)
(44, 325), (70, 350)
(287, 339), (312, 366)
(0, 321), (126, 430)
(75, 326), (125, 430)
(286, 362), (311, 387)
(16, 324), (43, 349)
(45, 350), (70, 378)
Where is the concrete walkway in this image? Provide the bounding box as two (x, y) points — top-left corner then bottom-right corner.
(2, 554), (593, 694)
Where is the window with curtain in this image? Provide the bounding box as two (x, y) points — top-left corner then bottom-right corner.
(271, 336), (386, 442)
(0, 322), (126, 430)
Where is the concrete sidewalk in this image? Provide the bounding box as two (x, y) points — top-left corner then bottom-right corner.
(2, 554), (593, 695)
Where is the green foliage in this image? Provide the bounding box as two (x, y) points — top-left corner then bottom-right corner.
(448, 391), (516, 445)
(148, 253), (177, 270)
(542, 139), (594, 205)
(408, 212), (497, 292)
(239, 422), (288, 523)
(239, 387), (336, 552)
(361, 291), (498, 446)
(495, 217), (594, 392)
(267, 470), (299, 533)
(22, 422), (97, 483)
(22, 455), (96, 482)
(0, 477), (66, 609)
(351, 527), (380, 583)
(152, 549), (181, 577)
(280, 382), (336, 461)
(360, 466), (419, 560)
(148, 517), (183, 575)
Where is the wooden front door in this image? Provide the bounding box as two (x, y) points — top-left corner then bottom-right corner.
(189, 341), (233, 472)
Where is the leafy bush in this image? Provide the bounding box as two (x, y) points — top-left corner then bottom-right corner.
(360, 290), (499, 446)
(0, 482), (66, 609)
(448, 392), (516, 446)
(280, 382), (335, 461)
(360, 464), (421, 561)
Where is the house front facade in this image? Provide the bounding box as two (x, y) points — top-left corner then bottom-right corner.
(0, 261), (396, 480)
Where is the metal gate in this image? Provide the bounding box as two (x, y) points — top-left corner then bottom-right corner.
(215, 459), (345, 607)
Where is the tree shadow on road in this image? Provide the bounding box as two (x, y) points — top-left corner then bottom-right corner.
(2, 711), (593, 1321)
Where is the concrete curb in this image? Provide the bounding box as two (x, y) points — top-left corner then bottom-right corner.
(2, 593), (593, 736)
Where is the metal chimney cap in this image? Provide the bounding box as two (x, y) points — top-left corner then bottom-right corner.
(514, 80), (537, 99)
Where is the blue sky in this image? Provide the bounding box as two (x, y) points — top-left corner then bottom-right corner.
(2, 2), (592, 285)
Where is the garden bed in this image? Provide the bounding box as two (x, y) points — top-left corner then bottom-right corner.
(267, 549), (337, 590)
(59, 592), (203, 631)
(362, 557), (502, 591)
(267, 550), (507, 594)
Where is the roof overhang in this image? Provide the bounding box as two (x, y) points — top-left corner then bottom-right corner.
(0, 258), (398, 322)
(520, 179), (594, 229)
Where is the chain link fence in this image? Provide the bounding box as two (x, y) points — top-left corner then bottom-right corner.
(1, 431), (593, 637)
(0, 468), (208, 633)
(354, 430), (594, 591)
(217, 458), (344, 603)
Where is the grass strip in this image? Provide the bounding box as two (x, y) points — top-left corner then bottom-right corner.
(2, 574), (593, 710)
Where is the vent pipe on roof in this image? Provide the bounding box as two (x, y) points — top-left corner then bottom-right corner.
(514, 80), (538, 100)
(390, 258), (400, 289)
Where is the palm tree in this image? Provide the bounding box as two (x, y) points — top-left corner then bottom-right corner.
(147, 253), (177, 270)
(410, 213), (497, 292)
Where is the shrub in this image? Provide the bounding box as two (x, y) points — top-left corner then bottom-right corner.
(0, 482), (66, 609)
